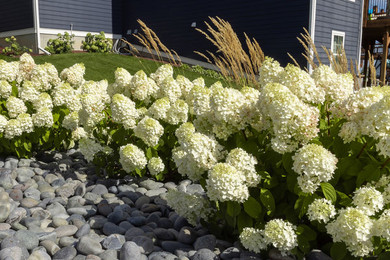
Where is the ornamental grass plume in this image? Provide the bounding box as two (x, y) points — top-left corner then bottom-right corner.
(195, 16), (264, 87)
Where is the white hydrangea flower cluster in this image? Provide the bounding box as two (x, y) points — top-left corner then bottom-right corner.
(292, 144), (338, 193)
(259, 83), (319, 153)
(33, 93), (53, 112)
(126, 70), (159, 103)
(62, 111), (79, 130)
(206, 163), (249, 203)
(186, 85), (211, 116)
(150, 64), (173, 85)
(258, 56), (283, 87)
(165, 99), (188, 125)
(326, 207), (374, 257)
(110, 94), (138, 129)
(373, 209), (390, 241)
(17, 113), (34, 133)
(226, 148), (260, 187)
(119, 144), (147, 173)
(6, 96), (27, 118)
(147, 97), (171, 120)
(147, 157), (165, 176)
(134, 116), (164, 147)
(71, 127), (88, 141)
(192, 77), (205, 87)
(60, 63), (85, 87)
(29, 63), (60, 91)
(78, 138), (104, 162)
(352, 186), (384, 216)
(165, 189), (214, 226)
(114, 67), (132, 91)
(32, 107), (53, 128)
(156, 76), (182, 103)
(19, 81), (40, 103)
(18, 53), (35, 81)
(0, 80), (12, 99)
(0, 115), (8, 133)
(0, 60), (19, 82)
(52, 82), (82, 112)
(279, 64), (325, 104)
(311, 65), (353, 103)
(172, 123), (224, 181)
(263, 219), (298, 256)
(4, 119), (23, 139)
(176, 75), (194, 98)
(331, 86), (388, 143)
(239, 228), (267, 253)
(208, 85), (247, 139)
(307, 198), (336, 223)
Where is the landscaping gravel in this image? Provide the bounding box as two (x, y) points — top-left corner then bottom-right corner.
(0, 149), (331, 260)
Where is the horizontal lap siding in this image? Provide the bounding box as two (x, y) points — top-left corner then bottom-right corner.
(314, 0), (362, 64)
(124, 0), (310, 66)
(39, 0), (123, 34)
(0, 1), (33, 32)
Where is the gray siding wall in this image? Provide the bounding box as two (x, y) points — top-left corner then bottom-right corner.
(39, 0), (123, 34)
(0, 0), (34, 32)
(124, 0), (310, 66)
(314, 0), (363, 64)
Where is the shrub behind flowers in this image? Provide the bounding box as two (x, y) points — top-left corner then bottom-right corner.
(3, 53), (390, 259)
(82, 32), (112, 53)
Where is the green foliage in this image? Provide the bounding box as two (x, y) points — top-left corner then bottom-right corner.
(180, 64), (224, 81)
(1, 36), (32, 56)
(82, 31), (112, 53)
(45, 32), (74, 54)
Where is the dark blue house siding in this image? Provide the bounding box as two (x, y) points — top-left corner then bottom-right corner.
(39, 0), (123, 34)
(124, 0), (310, 66)
(0, 0), (33, 32)
(314, 0), (362, 64)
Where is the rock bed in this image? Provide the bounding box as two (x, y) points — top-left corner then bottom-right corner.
(0, 149), (260, 260)
(0, 149), (331, 260)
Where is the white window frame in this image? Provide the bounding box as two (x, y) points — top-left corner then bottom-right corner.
(331, 30), (346, 55)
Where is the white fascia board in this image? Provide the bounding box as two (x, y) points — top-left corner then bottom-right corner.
(39, 28), (122, 39)
(0, 28), (35, 38)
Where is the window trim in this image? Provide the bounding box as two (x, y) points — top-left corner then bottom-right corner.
(331, 30), (345, 54)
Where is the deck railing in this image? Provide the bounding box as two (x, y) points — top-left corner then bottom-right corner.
(366, 0), (389, 19)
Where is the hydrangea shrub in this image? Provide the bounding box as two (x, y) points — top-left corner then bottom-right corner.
(2, 53), (390, 259)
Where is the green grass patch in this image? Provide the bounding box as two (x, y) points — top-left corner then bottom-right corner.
(0, 53), (223, 85)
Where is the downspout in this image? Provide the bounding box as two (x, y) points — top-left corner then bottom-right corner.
(358, 0), (365, 72)
(33, 0), (51, 55)
(308, 0), (317, 73)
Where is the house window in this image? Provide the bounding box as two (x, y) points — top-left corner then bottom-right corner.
(331, 30), (345, 56)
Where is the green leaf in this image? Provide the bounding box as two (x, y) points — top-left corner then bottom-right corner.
(297, 224), (317, 241)
(237, 212), (253, 232)
(243, 197), (262, 218)
(378, 252), (390, 260)
(227, 201), (241, 217)
(336, 191), (352, 207)
(294, 194), (314, 219)
(135, 168), (142, 177)
(146, 148), (153, 160)
(11, 84), (18, 97)
(356, 164), (381, 187)
(330, 242), (347, 260)
(42, 130), (50, 143)
(260, 189), (275, 216)
(282, 153), (294, 174)
(321, 182), (337, 203)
